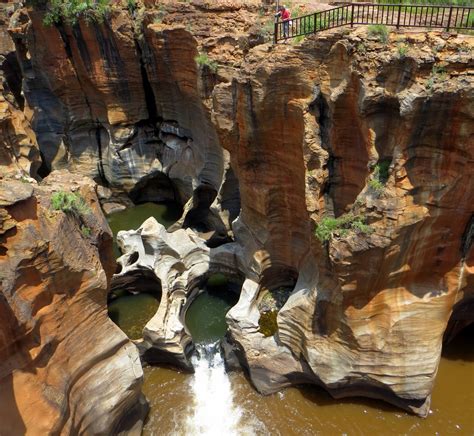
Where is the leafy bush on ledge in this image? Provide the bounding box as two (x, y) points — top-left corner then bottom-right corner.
(314, 213), (373, 242)
(51, 191), (90, 216)
(194, 52), (218, 73)
(368, 159), (391, 194)
(42, 0), (111, 26)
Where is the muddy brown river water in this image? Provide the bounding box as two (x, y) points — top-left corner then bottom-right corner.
(141, 324), (474, 436)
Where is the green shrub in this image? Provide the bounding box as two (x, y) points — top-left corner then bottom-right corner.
(356, 42), (367, 54)
(43, 0), (110, 26)
(397, 43), (408, 58)
(368, 159), (391, 194)
(367, 24), (389, 43)
(126, 0), (136, 14)
(426, 64), (447, 89)
(51, 191), (90, 216)
(81, 225), (92, 237)
(258, 310), (278, 337)
(315, 213), (373, 242)
(426, 77), (434, 89)
(368, 179), (384, 192)
(154, 4), (167, 23)
(373, 160), (390, 183)
(292, 35), (305, 44)
(258, 18), (275, 42)
(194, 52), (218, 73)
(432, 64), (447, 81)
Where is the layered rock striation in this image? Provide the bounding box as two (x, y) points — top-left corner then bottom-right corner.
(217, 31), (474, 415)
(0, 171), (147, 434)
(2, 0), (473, 419)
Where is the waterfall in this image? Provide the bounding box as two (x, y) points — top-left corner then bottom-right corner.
(185, 342), (244, 436)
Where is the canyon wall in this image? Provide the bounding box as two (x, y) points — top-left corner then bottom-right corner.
(219, 31), (473, 415)
(2, 0), (473, 421)
(1, 7), (148, 432)
(0, 171), (148, 434)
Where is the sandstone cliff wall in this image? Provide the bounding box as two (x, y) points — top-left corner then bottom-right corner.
(0, 172), (147, 434)
(2, 0), (473, 419)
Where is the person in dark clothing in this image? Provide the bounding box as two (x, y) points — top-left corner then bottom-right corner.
(275, 5), (291, 40)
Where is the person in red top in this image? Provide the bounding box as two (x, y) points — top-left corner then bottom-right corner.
(275, 5), (291, 40)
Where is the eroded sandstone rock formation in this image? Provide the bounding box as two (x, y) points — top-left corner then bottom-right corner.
(1, 0), (473, 421)
(217, 31), (473, 415)
(0, 171), (147, 434)
(115, 217), (210, 369)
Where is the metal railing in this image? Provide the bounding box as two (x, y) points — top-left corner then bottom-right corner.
(274, 3), (474, 42)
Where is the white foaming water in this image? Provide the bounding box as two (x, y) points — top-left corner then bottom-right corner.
(186, 342), (245, 436)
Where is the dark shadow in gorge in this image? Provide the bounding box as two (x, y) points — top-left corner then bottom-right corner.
(129, 171), (179, 205)
(2, 52), (24, 110)
(183, 184), (231, 248)
(109, 268), (162, 298)
(442, 320), (474, 362)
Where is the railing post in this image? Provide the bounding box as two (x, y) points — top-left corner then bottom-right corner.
(446, 5), (454, 32)
(274, 19), (278, 44)
(351, 3), (354, 27)
(396, 4), (402, 29)
(313, 12), (317, 33)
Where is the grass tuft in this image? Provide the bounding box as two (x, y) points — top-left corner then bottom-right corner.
(367, 24), (389, 44)
(51, 191), (90, 216)
(194, 52), (218, 73)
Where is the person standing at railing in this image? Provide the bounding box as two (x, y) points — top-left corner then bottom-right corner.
(275, 5), (291, 40)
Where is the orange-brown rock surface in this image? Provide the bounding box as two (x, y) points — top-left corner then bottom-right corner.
(1, 0), (473, 422)
(0, 171), (148, 434)
(1, 3), (40, 180)
(219, 30), (474, 415)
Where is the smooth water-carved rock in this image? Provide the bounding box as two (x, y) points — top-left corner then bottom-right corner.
(115, 217), (210, 369)
(8, 8), (230, 227)
(0, 170), (148, 435)
(214, 30), (474, 415)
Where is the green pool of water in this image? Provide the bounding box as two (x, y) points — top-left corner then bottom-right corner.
(185, 286), (239, 344)
(107, 202), (182, 258)
(108, 293), (160, 340)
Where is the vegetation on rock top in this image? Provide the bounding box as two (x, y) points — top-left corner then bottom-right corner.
(315, 213), (373, 242)
(51, 191), (90, 216)
(368, 159), (391, 194)
(194, 52), (218, 73)
(31, 0), (111, 26)
(368, 24), (389, 44)
(51, 191), (93, 238)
